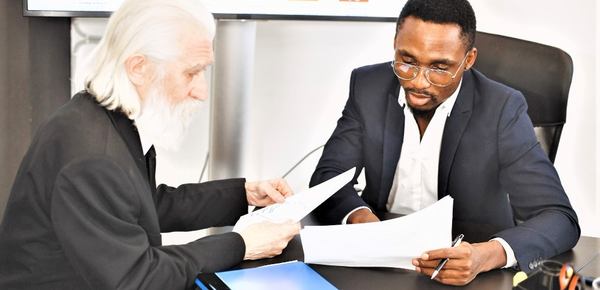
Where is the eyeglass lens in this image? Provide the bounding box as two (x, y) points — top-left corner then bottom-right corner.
(393, 62), (454, 87)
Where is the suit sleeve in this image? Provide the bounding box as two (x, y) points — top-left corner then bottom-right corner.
(51, 157), (245, 290)
(311, 69), (369, 224)
(494, 91), (580, 272)
(155, 179), (248, 232)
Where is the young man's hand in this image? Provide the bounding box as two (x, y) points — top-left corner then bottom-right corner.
(412, 240), (507, 285)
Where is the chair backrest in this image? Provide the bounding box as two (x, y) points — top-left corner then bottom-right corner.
(472, 31), (573, 163)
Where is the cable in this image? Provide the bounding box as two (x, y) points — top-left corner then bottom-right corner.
(281, 144), (325, 178)
(198, 152), (209, 182)
(199, 144), (325, 182)
(576, 251), (600, 273)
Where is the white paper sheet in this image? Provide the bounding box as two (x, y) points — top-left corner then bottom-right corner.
(233, 167), (356, 232)
(301, 196), (453, 269)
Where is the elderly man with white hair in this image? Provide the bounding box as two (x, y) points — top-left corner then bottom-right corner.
(0, 0), (299, 289)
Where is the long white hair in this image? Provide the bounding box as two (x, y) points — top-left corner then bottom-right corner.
(84, 0), (215, 119)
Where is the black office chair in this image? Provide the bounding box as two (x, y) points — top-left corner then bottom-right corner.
(473, 31), (573, 163)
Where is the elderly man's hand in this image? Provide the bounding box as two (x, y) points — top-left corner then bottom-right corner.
(412, 240), (507, 286)
(245, 178), (293, 206)
(238, 221), (300, 260)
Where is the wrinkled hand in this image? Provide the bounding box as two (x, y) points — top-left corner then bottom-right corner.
(348, 208), (380, 224)
(412, 240), (507, 286)
(245, 178), (293, 206)
(238, 221), (300, 260)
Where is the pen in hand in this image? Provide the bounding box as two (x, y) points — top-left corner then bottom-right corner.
(431, 234), (464, 280)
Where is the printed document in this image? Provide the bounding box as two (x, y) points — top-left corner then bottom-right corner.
(301, 196), (453, 269)
(233, 167), (356, 232)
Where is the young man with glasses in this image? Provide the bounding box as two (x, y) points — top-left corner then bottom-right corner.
(310, 0), (580, 285)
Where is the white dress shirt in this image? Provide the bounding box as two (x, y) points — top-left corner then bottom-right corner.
(135, 121), (153, 155)
(385, 82), (459, 215)
(343, 80), (516, 268)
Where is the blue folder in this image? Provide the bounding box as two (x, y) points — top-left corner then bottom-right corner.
(195, 261), (337, 290)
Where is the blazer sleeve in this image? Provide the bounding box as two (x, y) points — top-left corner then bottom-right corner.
(310, 68), (369, 224)
(51, 157), (245, 290)
(493, 91), (580, 272)
(155, 179), (248, 232)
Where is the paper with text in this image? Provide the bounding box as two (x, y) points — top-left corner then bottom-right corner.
(233, 167), (356, 232)
(301, 196), (453, 269)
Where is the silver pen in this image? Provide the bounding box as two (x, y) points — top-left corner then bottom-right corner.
(431, 234), (464, 280)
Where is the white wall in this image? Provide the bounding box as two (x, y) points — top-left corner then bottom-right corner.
(71, 0), (599, 237)
(246, 20), (394, 188)
(596, 0), (600, 239)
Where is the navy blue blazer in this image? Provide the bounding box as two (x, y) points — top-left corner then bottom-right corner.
(310, 62), (580, 272)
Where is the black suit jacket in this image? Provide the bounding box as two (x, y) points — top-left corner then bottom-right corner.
(310, 62), (580, 272)
(0, 92), (248, 289)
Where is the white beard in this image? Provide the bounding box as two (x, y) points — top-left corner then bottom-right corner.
(134, 83), (203, 151)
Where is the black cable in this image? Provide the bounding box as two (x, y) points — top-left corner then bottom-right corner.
(281, 144), (325, 178)
(199, 144), (325, 182)
(198, 152), (209, 182)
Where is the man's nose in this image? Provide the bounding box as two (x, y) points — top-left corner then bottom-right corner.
(411, 68), (431, 89)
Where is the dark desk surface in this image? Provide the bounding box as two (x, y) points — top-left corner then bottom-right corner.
(232, 232), (600, 290)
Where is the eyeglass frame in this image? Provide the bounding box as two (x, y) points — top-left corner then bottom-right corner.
(390, 52), (470, 88)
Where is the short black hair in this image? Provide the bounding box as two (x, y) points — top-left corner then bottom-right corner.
(396, 0), (477, 50)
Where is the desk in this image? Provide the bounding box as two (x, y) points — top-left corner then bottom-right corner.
(233, 233), (600, 290)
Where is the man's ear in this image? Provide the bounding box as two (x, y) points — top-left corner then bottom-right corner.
(125, 54), (151, 86)
(465, 47), (478, 70)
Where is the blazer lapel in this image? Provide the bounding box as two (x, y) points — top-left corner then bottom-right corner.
(379, 82), (404, 209)
(438, 71), (475, 199)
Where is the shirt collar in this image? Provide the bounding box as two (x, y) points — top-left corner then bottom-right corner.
(398, 78), (463, 117)
(135, 122), (154, 155)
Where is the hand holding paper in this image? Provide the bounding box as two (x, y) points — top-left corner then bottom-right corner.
(238, 221), (300, 260)
(233, 167), (356, 232)
(244, 178), (293, 206)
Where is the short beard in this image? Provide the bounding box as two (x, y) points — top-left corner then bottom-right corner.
(404, 88), (438, 119)
(409, 106), (436, 119)
(134, 82), (203, 151)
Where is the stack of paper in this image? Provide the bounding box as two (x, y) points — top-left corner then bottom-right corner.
(301, 196), (453, 269)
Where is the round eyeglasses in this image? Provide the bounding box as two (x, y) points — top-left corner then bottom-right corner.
(390, 54), (469, 87)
